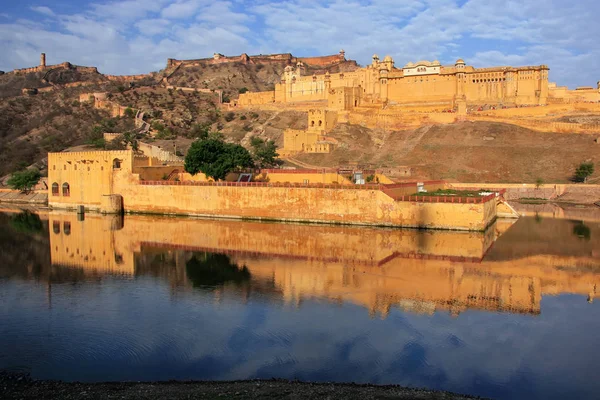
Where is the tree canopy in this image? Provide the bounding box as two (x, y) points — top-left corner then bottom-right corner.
(250, 136), (282, 168)
(574, 162), (595, 183)
(184, 136), (254, 181)
(7, 168), (41, 193)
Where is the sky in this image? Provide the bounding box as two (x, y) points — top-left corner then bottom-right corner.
(0, 0), (598, 88)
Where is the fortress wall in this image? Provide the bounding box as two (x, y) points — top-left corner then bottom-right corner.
(105, 73), (153, 81)
(450, 183), (600, 202)
(298, 54), (345, 66)
(238, 91), (275, 106)
(110, 176), (495, 230)
(388, 76), (457, 103)
(48, 150), (133, 209)
(470, 116), (600, 133)
(137, 142), (184, 163)
(257, 171), (353, 185)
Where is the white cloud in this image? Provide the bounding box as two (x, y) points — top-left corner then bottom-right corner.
(0, 0), (599, 87)
(135, 18), (171, 36)
(30, 6), (55, 17)
(161, 0), (205, 19)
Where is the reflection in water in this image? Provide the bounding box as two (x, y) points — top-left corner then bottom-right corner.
(1, 210), (600, 400)
(186, 253), (251, 289)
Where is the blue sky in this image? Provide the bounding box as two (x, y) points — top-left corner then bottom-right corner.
(0, 0), (598, 88)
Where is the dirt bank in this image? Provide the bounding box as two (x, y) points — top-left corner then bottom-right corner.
(1, 372), (484, 399)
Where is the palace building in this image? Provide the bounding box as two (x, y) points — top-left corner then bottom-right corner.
(239, 55), (599, 109)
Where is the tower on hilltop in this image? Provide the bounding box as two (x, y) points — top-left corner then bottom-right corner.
(40, 53), (46, 67)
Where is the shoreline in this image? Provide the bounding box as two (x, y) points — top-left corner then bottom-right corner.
(1, 373), (485, 399)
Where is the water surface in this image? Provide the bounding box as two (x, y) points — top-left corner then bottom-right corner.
(1, 209), (599, 400)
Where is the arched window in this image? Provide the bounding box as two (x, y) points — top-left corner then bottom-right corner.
(113, 159), (121, 169)
(52, 182), (59, 196)
(52, 221), (60, 234)
(64, 222), (71, 236)
(318, 120), (322, 127)
(310, 121), (315, 127)
(62, 183), (70, 197)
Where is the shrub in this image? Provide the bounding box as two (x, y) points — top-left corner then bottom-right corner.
(574, 162), (595, 183)
(224, 112), (236, 122)
(124, 107), (135, 118)
(238, 87), (249, 94)
(240, 115), (247, 120)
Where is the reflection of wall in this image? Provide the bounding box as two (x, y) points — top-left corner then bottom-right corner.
(238, 257), (541, 317)
(49, 213), (133, 275)
(47, 212), (600, 317)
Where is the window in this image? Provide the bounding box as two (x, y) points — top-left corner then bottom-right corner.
(64, 222), (71, 236)
(318, 120), (322, 127)
(52, 183), (59, 196)
(52, 221), (60, 234)
(62, 183), (70, 197)
(113, 159), (121, 169)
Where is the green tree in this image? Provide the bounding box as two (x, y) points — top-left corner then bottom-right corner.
(238, 87), (249, 94)
(7, 168), (41, 193)
(574, 162), (595, 183)
(250, 136), (282, 168)
(184, 137), (254, 181)
(124, 107), (135, 118)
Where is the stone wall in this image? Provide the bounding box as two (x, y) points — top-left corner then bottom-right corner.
(112, 179), (495, 230)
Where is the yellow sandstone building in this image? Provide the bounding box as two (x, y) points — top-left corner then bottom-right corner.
(237, 54), (600, 155)
(240, 55), (600, 108)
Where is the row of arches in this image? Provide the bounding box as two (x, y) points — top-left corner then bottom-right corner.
(52, 182), (70, 197)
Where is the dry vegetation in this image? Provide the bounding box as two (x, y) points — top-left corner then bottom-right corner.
(295, 121), (600, 183)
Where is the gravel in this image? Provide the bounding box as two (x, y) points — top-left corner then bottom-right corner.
(1, 371), (487, 399)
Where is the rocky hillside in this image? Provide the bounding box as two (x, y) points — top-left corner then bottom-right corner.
(294, 121), (600, 183)
(0, 89), (135, 177)
(1, 54), (599, 185)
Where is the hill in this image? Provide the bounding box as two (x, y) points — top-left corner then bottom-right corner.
(1, 52), (599, 185)
(293, 121), (600, 183)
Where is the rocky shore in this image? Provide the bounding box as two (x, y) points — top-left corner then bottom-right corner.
(1, 372), (484, 399)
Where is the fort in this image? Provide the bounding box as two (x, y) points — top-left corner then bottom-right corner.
(46, 149), (502, 231)
(234, 54), (600, 155)
(166, 50), (354, 70)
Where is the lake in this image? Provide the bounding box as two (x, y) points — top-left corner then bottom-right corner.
(1, 207), (599, 399)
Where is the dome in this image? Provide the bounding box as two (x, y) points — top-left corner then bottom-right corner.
(455, 58), (465, 64)
(404, 62), (414, 68)
(432, 60), (441, 66)
(383, 55), (393, 62)
(416, 60), (430, 66)
(372, 54), (379, 59)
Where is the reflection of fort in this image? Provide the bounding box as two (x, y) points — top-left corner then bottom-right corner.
(48, 212), (600, 317)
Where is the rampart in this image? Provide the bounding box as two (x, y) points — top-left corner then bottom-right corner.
(46, 150), (496, 230)
(137, 142), (184, 163)
(166, 51), (350, 69)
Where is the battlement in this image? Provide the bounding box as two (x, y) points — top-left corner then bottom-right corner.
(49, 150), (133, 158)
(166, 50), (351, 69)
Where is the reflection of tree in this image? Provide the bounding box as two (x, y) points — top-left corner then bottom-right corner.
(10, 211), (43, 233)
(186, 253), (250, 289)
(573, 221), (591, 241)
